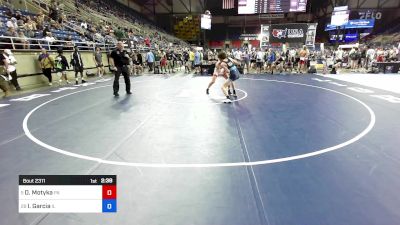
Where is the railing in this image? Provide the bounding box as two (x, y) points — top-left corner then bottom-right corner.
(0, 35), (113, 51)
(0, 35), (153, 53)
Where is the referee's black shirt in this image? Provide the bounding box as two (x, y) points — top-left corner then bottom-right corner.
(110, 48), (130, 67)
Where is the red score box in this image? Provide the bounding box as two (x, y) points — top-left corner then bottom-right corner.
(102, 185), (117, 199)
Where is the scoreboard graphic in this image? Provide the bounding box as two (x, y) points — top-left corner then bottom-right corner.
(19, 175), (117, 213)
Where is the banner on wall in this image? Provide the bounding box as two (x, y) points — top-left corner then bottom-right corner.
(260, 23), (317, 47)
(305, 23), (317, 46)
(325, 19), (375, 31)
(260, 25), (270, 47)
(269, 23), (308, 43)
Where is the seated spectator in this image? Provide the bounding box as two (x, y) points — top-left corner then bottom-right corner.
(42, 32), (56, 49)
(6, 18), (18, 30)
(64, 35), (74, 49)
(42, 26), (50, 37)
(94, 32), (104, 43)
(5, 27), (18, 37)
(45, 32), (56, 43)
(81, 21), (88, 29)
(50, 19), (61, 29)
(35, 12), (45, 30)
(58, 13), (66, 25)
(14, 11), (22, 20)
(17, 17), (25, 30)
(4, 8), (13, 18)
(18, 31), (29, 49)
(24, 19), (37, 38)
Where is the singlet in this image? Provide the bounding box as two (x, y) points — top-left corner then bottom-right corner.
(225, 58), (240, 81)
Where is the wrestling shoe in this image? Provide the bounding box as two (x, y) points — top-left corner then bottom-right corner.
(223, 99), (232, 103)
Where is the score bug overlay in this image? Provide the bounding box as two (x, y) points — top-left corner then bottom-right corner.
(19, 175), (117, 213)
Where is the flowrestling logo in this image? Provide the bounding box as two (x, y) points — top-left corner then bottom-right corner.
(272, 28), (304, 39)
(272, 29), (286, 39)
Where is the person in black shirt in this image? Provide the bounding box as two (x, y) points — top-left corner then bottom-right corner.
(166, 50), (174, 73)
(173, 51), (180, 71)
(183, 50), (190, 73)
(136, 51), (143, 65)
(131, 51), (143, 75)
(55, 49), (70, 85)
(110, 41), (131, 96)
(71, 46), (86, 84)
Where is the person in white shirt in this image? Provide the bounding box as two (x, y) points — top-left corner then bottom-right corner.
(365, 46), (375, 69)
(256, 48), (265, 74)
(234, 49), (242, 61)
(1, 49), (20, 90)
(389, 46), (398, 61)
(6, 18), (17, 29)
(44, 32), (56, 44)
(335, 48), (344, 68)
(81, 22), (88, 29)
(349, 47), (359, 70)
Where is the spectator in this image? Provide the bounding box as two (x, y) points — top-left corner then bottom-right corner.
(16, 17), (25, 30)
(376, 48), (384, 62)
(64, 35), (74, 50)
(145, 49), (154, 71)
(24, 18), (37, 38)
(81, 21), (88, 29)
(144, 36), (150, 47)
(335, 47), (344, 69)
(36, 11), (46, 30)
(70, 46), (86, 84)
(159, 49), (167, 74)
(18, 31), (29, 49)
(6, 18), (17, 29)
(256, 48), (265, 74)
(0, 73), (10, 97)
(5, 27), (18, 37)
(14, 11), (22, 20)
(49, 0), (60, 21)
(366, 46), (375, 69)
(298, 45), (309, 73)
(42, 26), (50, 37)
(43, 32), (56, 49)
(349, 47), (360, 70)
(389, 46), (399, 62)
(54, 48), (70, 85)
(93, 47), (104, 78)
(266, 48), (276, 74)
(38, 48), (55, 86)
(194, 49), (201, 74)
(1, 49), (21, 90)
(189, 49), (195, 69)
(132, 51), (143, 75)
(360, 46), (367, 69)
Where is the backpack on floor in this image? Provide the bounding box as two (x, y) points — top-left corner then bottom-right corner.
(330, 67), (337, 74)
(154, 66), (160, 74)
(308, 65), (317, 74)
(86, 70), (95, 77)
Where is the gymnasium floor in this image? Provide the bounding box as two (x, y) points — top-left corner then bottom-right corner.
(1, 73), (400, 225)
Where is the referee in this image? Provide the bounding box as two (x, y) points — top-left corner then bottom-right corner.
(110, 41), (131, 97)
